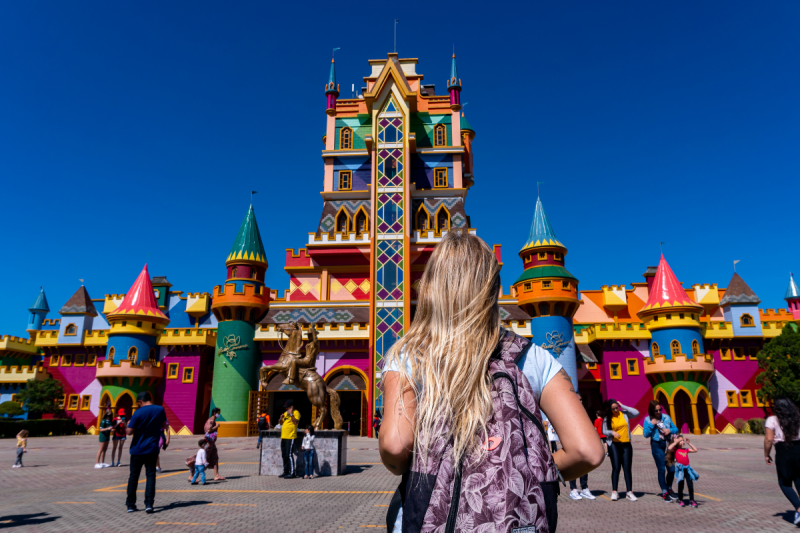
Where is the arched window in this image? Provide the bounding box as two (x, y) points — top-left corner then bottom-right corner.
(128, 347), (138, 361)
(436, 207), (450, 234)
(108, 347), (115, 360)
(434, 124), (446, 147)
(671, 340), (681, 356)
(740, 313), (754, 327)
(231, 266), (238, 278)
(554, 302), (564, 316)
(335, 209), (350, 235)
(236, 308), (246, 320)
(652, 343), (660, 356)
(65, 324), (77, 335)
(692, 340), (700, 355)
(340, 127), (353, 150)
(223, 307), (232, 320)
(148, 348), (157, 361)
(416, 205), (430, 232)
(249, 308), (259, 322)
(539, 302), (550, 316)
(355, 210), (368, 237)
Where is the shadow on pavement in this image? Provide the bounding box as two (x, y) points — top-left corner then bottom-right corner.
(774, 511), (797, 524)
(154, 500), (211, 514)
(0, 512), (59, 529)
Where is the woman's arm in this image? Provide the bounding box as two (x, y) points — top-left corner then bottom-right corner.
(540, 369), (605, 480)
(764, 427), (775, 464)
(642, 418), (655, 438)
(379, 371), (417, 476)
(618, 402), (639, 417)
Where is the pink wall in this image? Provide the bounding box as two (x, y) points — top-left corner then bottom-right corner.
(601, 343), (653, 430)
(157, 352), (208, 434)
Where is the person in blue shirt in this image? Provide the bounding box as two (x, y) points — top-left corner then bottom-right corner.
(643, 400), (679, 502)
(124, 391), (168, 514)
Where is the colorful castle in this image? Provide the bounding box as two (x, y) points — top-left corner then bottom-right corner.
(0, 52), (797, 438)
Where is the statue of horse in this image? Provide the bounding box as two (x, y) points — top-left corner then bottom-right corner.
(259, 322), (343, 430)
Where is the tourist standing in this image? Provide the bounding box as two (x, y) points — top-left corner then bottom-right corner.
(765, 397), (800, 525)
(302, 425), (315, 479)
(602, 398), (640, 501)
(666, 434), (699, 507)
(190, 439), (209, 485)
(379, 232), (604, 533)
(12, 430), (28, 468)
(643, 399), (678, 502)
(256, 412), (269, 448)
(204, 408), (226, 481)
(372, 410), (382, 439)
(111, 408), (127, 467)
(125, 391), (167, 513)
(95, 409), (114, 468)
(568, 394), (596, 501)
(279, 400), (300, 479)
(593, 411), (608, 456)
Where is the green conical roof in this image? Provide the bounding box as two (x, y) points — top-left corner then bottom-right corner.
(460, 114), (474, 132)
(227, 205), (268, 266)
(29, 287), (49, 313)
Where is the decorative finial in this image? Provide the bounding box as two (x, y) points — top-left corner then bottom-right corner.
(733, 259), (740, 272)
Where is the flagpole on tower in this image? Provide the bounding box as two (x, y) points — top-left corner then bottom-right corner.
(734, 259), (740, 273)
(251, 190), (258, 205)
(394, 19), (399, 53)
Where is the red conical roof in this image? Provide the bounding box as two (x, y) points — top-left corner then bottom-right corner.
(640, 254), (702, 313)
(108, 264), (169, 323)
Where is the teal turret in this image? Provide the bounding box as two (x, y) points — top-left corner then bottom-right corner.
(26, 287), (49, 335)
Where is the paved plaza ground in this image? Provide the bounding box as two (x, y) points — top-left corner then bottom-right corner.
(0, 433), (796, 532)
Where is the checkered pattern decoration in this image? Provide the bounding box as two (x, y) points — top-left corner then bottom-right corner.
(374, 96), (407, 410)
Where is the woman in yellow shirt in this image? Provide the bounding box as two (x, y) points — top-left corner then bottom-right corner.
(601, 399), (640, 501)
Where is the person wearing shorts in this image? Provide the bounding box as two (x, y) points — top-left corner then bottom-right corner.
(111, 409), (128, 467)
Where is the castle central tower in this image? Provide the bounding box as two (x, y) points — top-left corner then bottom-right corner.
(210, 205), (270, 437)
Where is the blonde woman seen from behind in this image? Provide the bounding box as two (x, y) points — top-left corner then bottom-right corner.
(380, 231), (605, 533)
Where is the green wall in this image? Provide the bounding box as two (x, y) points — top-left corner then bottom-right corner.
(210, 320), (257, 422)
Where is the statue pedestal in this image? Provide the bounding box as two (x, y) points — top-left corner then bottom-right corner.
(259, 430), (348, 476)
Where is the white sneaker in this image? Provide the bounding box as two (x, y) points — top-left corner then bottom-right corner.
(101, 463), (110, 468)
(794, 511), (800, 525)
(94, 463), (103, 469)
(626, 492), (638, 501)
(610, 491), (619, 501)
(12, 465), (20, 468)
(156, 467), (161, 473)
(580, 489), (596, 500)
(569, 489), (582, 500)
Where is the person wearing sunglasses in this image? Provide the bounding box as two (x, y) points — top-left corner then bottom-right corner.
(643, 400), (679, 502)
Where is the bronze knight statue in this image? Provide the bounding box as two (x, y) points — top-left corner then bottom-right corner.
(259, 322), (343, 430)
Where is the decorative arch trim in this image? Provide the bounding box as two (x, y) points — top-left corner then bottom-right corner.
(324, 364), (370, 388)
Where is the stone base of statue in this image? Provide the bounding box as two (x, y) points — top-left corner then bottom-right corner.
(259, 430), (348, 476)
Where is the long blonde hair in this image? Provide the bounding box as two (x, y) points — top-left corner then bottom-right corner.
(385, 230), (501, 465)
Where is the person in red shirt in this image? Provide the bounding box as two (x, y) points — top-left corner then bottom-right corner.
(111, 408), (128, 467)
(594, 411), (608, 456)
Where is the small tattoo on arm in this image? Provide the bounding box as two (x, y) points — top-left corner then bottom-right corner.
(557, 369), (576, 393)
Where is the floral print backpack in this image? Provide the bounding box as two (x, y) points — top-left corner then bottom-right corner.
(388, 330), (561, 533)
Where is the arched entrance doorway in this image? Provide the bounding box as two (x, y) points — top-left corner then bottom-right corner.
(325, 367), (368, 436)
(115, 392), (134, 420)
(696, 388), (716, 434)
(673, 389), (693, 434)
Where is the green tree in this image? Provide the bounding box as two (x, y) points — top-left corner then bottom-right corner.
(756, 324), (800, 405)
(0, 401), (24, 418)
(16, 378), (65, 418)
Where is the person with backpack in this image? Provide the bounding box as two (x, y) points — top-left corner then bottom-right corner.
(372, 410), (382, 439)
(256, 412), (270, 449)
(379, 231), (605, 533)
(764, 397), (800, 525)
(601, 398), (640, 501)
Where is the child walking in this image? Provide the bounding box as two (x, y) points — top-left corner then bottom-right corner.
(302, 426), (315, 479)
(191, 439), (209, 485)
(13, 430), (28, 468)
(667, 434), (699, 507)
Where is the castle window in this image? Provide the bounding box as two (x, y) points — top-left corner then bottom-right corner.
(136, 321), (142, 328)
(436, 207), (450, 234)
(57, 395), (66, 409)
(539, 302), (550, 316)
(626, 358), (639, 375)
(50, 355), (59, 366)
(65, 324), (77, 336)
(523, 282), (532, 292)
(335, 209), (350, 235)
(542, 280), (552, 290)
(740, 314), (755, 327)
(232, 266), (238, 278)
(355, 210), (368, 237)
(434, 168), (448, 188)
(692, 340), (700, 356)
(609, 363), (621, 380)
(223, 308), (232, 320)
(250, 308), (259, 322)
(62, 354), (73, 367)
(733, 347), (745, 360)
(652, 342), (660, 356)
(182, 367), (195, 384)
(87, 354), (97, 366)
(726, 390), (739, 407)
(434, 124), (446, 147)
(340, 127), (353, 150)
(108, 347), (115, 360)
(671, 340), (681, 356)
(67, 394), (79, 410)
(562, 281), (570, 290)
(80, 395), (91, 410)
(236, 308), (246, 320)
(148, 348), (157, 362)
(167, 363), (179, 379)
(538, 252), (547, 260)
(554, 302), (564, 316)
(74, 353), (86, 367)
(339, 170), (352, 191)
(553, 252), (562, 261)
(748, 346), (759, 360)
(739, 389), (753, 407)
(721, 348), (731, 361)
(416, 205), (431, 232)
(127, 347), (138, 361)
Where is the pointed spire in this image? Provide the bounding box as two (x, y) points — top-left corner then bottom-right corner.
(227, 205), (268, 266)
(108, 264), (169, 322)
(520, 197), (564, 252)
(29, 287), (49, 313)
(325, 57), (338, 96)
(720, 272), (761, 306)
(640, 255), (702, 312)
(59, 286), (98, 316)
(786, 273), (800, 300)
(449, 52), (460, 88)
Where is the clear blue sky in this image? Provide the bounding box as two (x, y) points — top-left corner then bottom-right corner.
(1, 1), (798, 336)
